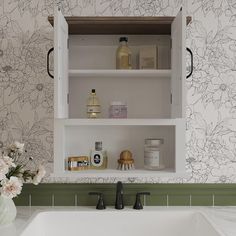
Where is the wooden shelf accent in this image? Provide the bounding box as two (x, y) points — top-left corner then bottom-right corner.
(69, 69), (171, 78)
(48, 16), (192, 35)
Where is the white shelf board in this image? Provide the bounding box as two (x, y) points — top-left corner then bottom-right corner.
(62, 118), (183, 126)
(69, 69), (171, 78)
(51, 168), (189, 178)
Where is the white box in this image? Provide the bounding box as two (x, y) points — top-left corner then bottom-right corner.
(139, 45), (157, 69)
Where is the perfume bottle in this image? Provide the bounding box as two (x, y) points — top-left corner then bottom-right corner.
(116, 37), (132, 69)
(87, 89), (101, 118)
(90, 142), (107, 169)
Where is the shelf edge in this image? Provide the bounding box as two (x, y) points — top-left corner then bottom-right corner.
(58, 118), (185, 126)
(69, 69), (171, 78)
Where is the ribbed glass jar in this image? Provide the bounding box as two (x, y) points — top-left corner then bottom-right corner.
(144, 139), (165, 170)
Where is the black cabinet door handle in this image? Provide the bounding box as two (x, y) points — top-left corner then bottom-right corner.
(47, 47), (54, 79)
(186, 47), (193, 78)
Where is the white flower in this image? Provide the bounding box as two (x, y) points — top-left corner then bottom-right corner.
(14, 141), (25, 154)
(2, 155), (16, 168)
(10, 141), (24, 154)
(0, 159), (9, 181)
(32, 165), (46, 185)
(0, 176), (23, 198)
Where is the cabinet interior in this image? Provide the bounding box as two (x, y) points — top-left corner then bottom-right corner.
(65, 125), (175, 171)
(69, 75), (171, 119)
(68, 35), (171, 119)
(69, 35), (171, 70)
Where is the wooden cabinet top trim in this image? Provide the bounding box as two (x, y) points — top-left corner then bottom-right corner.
(48, 16), (192, 35)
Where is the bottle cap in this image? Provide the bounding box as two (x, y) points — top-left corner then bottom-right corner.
(119, 37), (128, 42)
(110, 101), (127, 106)
(95, 141), (102, 151)
(145, 139), (164, 146)
(91, 89), (96, 93)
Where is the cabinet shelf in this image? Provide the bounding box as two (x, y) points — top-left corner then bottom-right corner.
(69, 69), (171, 78)
(51, 168), (189, 178)
(62, 118), (182, 126)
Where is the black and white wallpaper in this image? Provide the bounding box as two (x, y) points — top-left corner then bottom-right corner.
(0, 0), (236, 183)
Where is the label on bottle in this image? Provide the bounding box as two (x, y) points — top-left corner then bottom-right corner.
(87, 106), (101, 113)
(91, 151), (103, 167)
(120, 55), (129, 69)
(144, 150), (160, 167)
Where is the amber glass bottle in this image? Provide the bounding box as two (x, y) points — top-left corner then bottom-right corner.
(116, 37), (132, 69)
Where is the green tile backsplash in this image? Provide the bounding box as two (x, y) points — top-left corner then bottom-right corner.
(14, 184), (236, 206)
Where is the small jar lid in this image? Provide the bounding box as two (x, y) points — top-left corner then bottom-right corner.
(110, 101), (127, 106)
(145, 139), (164, 145)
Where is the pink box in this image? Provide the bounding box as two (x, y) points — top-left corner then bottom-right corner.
(109, 102), (127, 118)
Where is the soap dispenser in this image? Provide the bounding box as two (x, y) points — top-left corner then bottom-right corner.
(90, 141), (107, 169)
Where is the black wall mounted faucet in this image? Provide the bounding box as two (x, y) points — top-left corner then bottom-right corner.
(115, 181), (124, 209)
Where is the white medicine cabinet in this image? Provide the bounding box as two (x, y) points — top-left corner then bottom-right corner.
(48, 6), (192, 179)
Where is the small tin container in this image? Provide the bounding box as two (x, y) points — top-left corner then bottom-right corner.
(109, 101), (127, 118)
(68, 156), (89, 171)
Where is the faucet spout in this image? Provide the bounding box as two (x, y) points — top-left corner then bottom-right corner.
(115, 181), (124, 209)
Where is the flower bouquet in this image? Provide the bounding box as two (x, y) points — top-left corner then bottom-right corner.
(0, 141), (46, 225)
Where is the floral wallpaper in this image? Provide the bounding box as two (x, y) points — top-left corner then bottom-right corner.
(0, 0), (236, 183)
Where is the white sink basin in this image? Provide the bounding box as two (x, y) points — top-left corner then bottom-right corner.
(20, 208), (223, 236)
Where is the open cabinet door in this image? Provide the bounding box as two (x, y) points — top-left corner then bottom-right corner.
(54, 7), (69, 118)
(171, 7), (186, 118)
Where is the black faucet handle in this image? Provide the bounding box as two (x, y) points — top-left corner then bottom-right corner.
(89, 192), (106, 210)
(133, 192), (151, 210)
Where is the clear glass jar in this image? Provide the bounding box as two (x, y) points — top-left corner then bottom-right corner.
(144, 139), (165, 170)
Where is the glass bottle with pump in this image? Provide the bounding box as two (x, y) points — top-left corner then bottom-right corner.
(116, 37), (132, 69)
(87, 89), (101, 118)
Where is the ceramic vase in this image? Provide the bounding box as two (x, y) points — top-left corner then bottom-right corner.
(0, 195), (16, 226)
